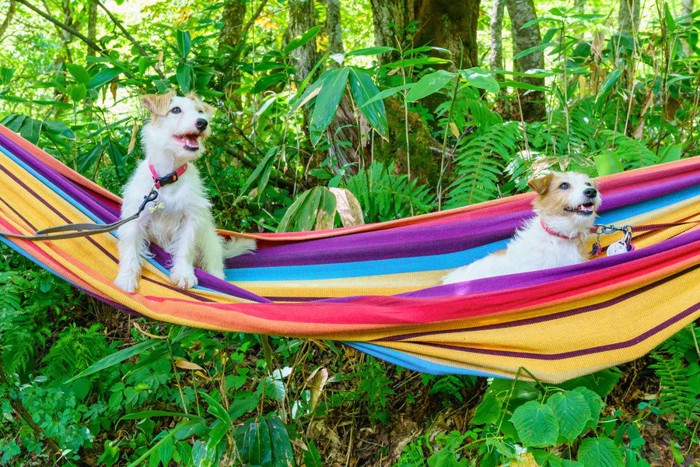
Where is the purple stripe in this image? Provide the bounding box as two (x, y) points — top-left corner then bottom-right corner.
(410, 301), (700, 360)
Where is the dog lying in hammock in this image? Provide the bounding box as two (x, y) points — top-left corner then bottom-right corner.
(442, 171), (602, 284)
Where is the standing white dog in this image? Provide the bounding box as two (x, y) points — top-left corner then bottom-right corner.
(115, 91), (255, 292)
(442, 171), (602, 284)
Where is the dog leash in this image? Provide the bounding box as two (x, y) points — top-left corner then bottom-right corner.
(0, 163), (188, 242)
(0, 189), (160, 241)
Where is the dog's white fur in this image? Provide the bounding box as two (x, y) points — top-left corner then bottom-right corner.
(442, 172), (601, 284)
(115, 91), (256, 292)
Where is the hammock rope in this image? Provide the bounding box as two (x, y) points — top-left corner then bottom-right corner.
(1, 124), (698, 383)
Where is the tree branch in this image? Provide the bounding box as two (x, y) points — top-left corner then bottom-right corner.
(94, 0), (166, 79)
(14, 0), (133, 79)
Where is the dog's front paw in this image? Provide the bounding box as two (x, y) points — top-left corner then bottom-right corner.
(170, 269), (198, 289)
(115, 274), (139, 293)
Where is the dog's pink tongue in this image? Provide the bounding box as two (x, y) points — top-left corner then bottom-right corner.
(182, 135), (199, 148)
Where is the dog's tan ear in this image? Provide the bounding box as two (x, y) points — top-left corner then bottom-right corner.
(202, 102), (215, 116)
(527, 173), (553, 195)
(142, 91), (175, 117)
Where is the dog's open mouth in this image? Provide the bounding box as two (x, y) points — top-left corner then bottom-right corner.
(564, 202), (596, 216)
(173, 133), (202, 152)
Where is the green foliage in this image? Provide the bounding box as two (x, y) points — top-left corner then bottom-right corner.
(1, 0), (699, 464)
(343, 162), (436, 223)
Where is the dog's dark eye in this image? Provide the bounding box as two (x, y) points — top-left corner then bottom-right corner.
(170, 107), (182, 114)
(198, 110), (204, 114)
(559, 182), (570, 189)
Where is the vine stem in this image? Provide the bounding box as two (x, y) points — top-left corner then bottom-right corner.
(0, 361), (62, 458)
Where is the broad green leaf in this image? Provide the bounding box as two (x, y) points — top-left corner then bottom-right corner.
(242, 417), (273, 466)
(472, 394), (502, 425)
(597, 69), (622, 102)
(571, 387), (604, 432)
(510, 400), (560, 447)
(514, 42), (556, 60)
(594, 151), (624, 176)
(176, 63), (193, 93)
(658, 144), (683, 163)
(382, 56), (451, 69)
(403, 45), (451, 56)
(309, 67), (349, 145)
(228, 393), (260, 420)
(405, 70), (455, 102)
(88, 67), (121, 89)
(19, 116), (42, 144)
(176, 30), (191, 58)
(459, 67), (500, 94)
(556, 368), (621, 398)
(67, 339), (160, 382)
(200, 391), (232, 425)
(66, 64), (91, 84)
(361, 83), (415, 107)
(664, 3), (676, 34)
(266, 415), (295, 466)
(0, 66), (13, 85)
(120, 410), (205, 422)
(346, 46), (396, 57)
(577, 438), (623, 467)
(252, 72), (288, 94)
(502, 80), (549, 92)
(283, 25), (321, 54)
(42, 120), (75, 140)
(349, 68), (387, 136)
(546, 391), (591, 443)
(241, 148), (277, 197)
(68, 83), (87, 102)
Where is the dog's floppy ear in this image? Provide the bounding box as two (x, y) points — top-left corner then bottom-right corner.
(527, 173), (553, 195)
(142, 91), (175, 117)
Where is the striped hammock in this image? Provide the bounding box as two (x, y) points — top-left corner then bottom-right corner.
(1, 125), (699, 383)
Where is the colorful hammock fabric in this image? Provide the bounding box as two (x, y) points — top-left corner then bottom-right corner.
(1, 124), (699, 383)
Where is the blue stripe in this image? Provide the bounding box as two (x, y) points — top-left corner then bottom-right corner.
(346, 342), (503, 378)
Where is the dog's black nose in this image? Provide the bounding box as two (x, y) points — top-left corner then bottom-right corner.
(195, 118), (208, 131)
(584, 187), (597, 198)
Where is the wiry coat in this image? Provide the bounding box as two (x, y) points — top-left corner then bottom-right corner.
(115, 92), (255, 292)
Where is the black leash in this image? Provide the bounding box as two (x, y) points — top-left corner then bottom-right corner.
(1, 189), (159, 241)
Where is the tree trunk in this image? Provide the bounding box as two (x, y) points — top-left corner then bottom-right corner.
(325, 0), (344, 54)
(0, 0), (17, 42)
(285, 0), (319, 81)
(217, 0), (248, 101)
(87, 0), (97, 57)
(489, 0), (505, 80)
(682, 0), (693, 17)
(219, 0), (247, 52)
(618, 0), (641, 33)
(369, 0), (480, 68)
(506, 0), (545, 121)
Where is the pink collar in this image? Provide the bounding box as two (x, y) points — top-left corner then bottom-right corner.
(149, 162), (188, 189)
(540, 219), (575, 240)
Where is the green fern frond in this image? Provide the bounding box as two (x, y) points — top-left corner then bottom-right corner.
(42, 324), (110, 382)
(601, 130), (658, 170)
(649, 327), (700, 439)
(344, 162), (436, 223)
(445, 121), (521, 208)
